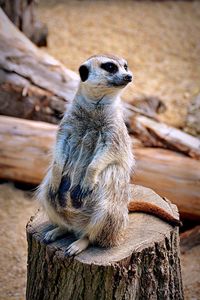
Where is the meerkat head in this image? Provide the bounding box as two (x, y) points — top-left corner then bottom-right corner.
(78, 54), (133, 102)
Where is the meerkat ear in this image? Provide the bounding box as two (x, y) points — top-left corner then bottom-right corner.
(79, 65), (89, 82)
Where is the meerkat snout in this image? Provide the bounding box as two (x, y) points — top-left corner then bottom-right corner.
(123, 74), (132, 82)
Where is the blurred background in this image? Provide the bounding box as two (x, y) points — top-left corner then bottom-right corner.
(0, 0), (199, 299)
(39, 0), (200, 128)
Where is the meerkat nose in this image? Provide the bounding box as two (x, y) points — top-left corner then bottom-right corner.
(123, 74), (132, 82)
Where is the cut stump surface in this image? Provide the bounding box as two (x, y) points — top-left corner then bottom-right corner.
(26, 185), (183, 300)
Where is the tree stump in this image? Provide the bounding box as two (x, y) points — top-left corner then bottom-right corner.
(26, 185), (183, 300)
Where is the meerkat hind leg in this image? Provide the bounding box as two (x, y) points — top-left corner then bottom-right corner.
(44, 226), (68, 244)
(65, 237), (89, 256)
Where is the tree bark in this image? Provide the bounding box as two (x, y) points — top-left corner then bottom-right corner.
(26, 185), (183, 300)
(0, 115), (200, 220)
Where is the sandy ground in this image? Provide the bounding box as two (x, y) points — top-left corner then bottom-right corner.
(181, 245), (200, 299)
(0, 183), (199, 300)
(38, 0), (200, 128)
(0, 184), (38, 300)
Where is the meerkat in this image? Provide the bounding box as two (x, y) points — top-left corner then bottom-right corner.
(38, 54), (180, 256)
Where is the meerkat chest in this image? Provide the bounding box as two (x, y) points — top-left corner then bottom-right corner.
(71, 112), (108, 146)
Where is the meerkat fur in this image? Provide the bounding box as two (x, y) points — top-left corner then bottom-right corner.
(38, 54), (180, 256)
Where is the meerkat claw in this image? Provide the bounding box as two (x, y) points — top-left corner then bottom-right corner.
(65, 238), (89, 257)
(43, 231), (56, 244)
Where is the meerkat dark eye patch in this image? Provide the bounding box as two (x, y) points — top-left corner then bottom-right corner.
(100, 62), (118, 74)
(124, 64), (128, 71)
(79, 65), (89, 82)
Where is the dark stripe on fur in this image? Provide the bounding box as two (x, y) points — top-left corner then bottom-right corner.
(48, 187), (57, 208)
(70, 185), (92, 209)
(58, 175), (71, 207)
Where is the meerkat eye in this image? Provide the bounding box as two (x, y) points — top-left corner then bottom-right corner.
(124, 64), (128, 71)
(100, 62), (118, 74)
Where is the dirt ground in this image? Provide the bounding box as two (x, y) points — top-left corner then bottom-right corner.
(0, 184), (38, 300)
(38, 0), (200, 128)
(0, 183), (199, 300)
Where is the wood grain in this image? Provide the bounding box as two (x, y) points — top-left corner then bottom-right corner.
(129, 114), (200, 159)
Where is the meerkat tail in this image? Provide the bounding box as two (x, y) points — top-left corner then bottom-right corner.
(128, 201), (181, 227)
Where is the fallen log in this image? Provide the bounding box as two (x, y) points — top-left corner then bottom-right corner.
(1, 0), (48, 46)
(132, 147), (200, 220)
(26, 186), (183, 300)
(125, 95), (166, 120)
(128, 114), (200, 160)
(0, 9), (79, 124)
(0, 116), (199, 220)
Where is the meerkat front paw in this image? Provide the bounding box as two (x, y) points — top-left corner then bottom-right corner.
(70, 167), (97, 205)
(81, 166), (98, 191)
(70, 184), (92, 208)
(65, 237), (89, 256)
(43, 227), (67, 244)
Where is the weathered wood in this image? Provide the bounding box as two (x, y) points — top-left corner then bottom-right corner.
(132, 147), (200, 220)
(125, 95), (166, 120)
(0, 0), (48, 46)
(0, 115), (200, 220)
(0, 9), (79, 124)
(129, 115), (200, 160)
(0, 116), (55, 184)
(26, 185), (183, 300)
(180, 226), (200, 253)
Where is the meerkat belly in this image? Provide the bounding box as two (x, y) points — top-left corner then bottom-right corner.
(65, 129), (99, 182)
(98, 163), (130, 204)
(52, 129), (100, 223)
